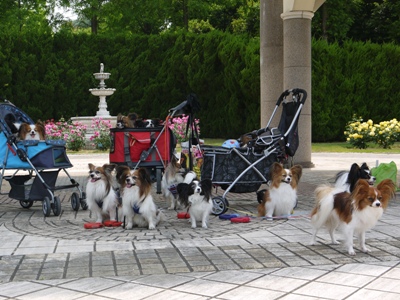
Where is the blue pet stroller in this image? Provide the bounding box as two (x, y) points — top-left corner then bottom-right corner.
(0, 100), (86, 217)
(201, 88), (307, 215)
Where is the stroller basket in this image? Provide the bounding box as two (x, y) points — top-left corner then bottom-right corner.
(201, 146), (278, 193)
(7, 171), (59, 201)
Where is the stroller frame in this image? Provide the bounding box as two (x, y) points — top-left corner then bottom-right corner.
(0, 100), (86, 217)
(201, 88), (307, 215)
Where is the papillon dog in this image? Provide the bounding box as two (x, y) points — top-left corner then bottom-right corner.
(86, 163), (119, 223)
(335, 162), (376, 192)
(310, 179), (396, 255)
(161, 155), (187, 209)
(177, 176), (213, 229)
(116, 113), (138, 129)
(134, 118), (163, 128)
(18, 122), (46, 140)
(257, 162), (302, 219)
(117, 166), (164, 230)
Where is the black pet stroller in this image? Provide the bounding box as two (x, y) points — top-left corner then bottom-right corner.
(201, 88), (307, 215)
(109, 94), (201, 193)
(0, 100), (86, 217)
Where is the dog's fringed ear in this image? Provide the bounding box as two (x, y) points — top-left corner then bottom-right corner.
(139, 168), (152, 185)
(348, 163), (361, 192)
(351, 179), (370, 199)
(200, 178), (213, 199)
(177, 183), (191, 207)
(88, 163), (96, 171)
(270, 162), (283, 175)
(116, 165), (130, 183)
(104, 164), (116, 174)
(377, 179), (396, 208)
(290, 165), (303, 184)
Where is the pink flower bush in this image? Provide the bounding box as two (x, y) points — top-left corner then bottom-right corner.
(168, 115), (200, 143)
(45, 118), (87, 151)
(89, 118), (112, 151)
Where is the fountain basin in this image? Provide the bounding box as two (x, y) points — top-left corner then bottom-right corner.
(89, 88), (116, 97)
(94, 73), (111, 80)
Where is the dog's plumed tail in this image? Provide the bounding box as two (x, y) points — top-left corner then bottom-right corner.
(183, 171), (197, 184)
(257, 190), (269, 217)
(310, 185), (335, 229)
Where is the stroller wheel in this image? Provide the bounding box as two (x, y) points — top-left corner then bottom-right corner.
(70, 192), (80, 211)
(211, 196), (229, 216)
(80, 192), (88, 210)
(42, 197), (51, 217)
(20, 200), (33, 209)
(52, 196), (61, 216)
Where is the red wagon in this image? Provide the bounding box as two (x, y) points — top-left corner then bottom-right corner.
(109, 126), (176, 193)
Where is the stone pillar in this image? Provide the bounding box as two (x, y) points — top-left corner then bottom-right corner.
(281, 11), (314, 167)
(260, 0), (283, 128)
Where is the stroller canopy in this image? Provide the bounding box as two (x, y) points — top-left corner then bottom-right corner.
(0, 101), (34, 136)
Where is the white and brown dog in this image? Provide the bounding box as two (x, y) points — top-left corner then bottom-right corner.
(161, 155), (186, 209)
(18, 121), (46, 140)
(257, 162), (302, 219)
(85, 163), (119, 223)
(117, 166), (164, 230)
(310, 179), (395, 255)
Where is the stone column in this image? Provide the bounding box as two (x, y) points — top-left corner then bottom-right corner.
(281, 11), (314, 167)
(260, 0), (283, 128)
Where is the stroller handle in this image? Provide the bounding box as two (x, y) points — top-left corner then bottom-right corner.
(275, 88), (307, 106)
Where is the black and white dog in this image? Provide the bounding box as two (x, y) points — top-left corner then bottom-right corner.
(177, 175), (213, 229)
(334, 162), (376, 192)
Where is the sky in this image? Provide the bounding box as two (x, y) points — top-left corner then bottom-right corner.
(55, 6), (77, 20)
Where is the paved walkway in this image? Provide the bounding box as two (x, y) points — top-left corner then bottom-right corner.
(0, 152), (399, 299)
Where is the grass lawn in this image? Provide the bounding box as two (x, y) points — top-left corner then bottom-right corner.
(204, 139), (400, 154)
(68, 139), (400, 154)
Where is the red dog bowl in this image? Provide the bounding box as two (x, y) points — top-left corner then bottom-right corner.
(103, 220), (123, 227)
(177, 212), (191, 219)
(84, 222), (104, 229)
(230, 216), (251, 223)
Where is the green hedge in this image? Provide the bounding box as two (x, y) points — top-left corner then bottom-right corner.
(1, 32), (399, 142)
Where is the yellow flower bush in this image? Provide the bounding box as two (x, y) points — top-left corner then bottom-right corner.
(344, 116), (373, 149)
(374, 118), (400, 149)
(345, 115), (400, 149)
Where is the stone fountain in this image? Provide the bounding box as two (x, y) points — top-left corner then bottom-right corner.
(89, 63), (116, 117)
(71, 63), (117, 144)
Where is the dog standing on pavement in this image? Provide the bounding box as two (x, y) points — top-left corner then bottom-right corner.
(310, 179), (395, 255)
